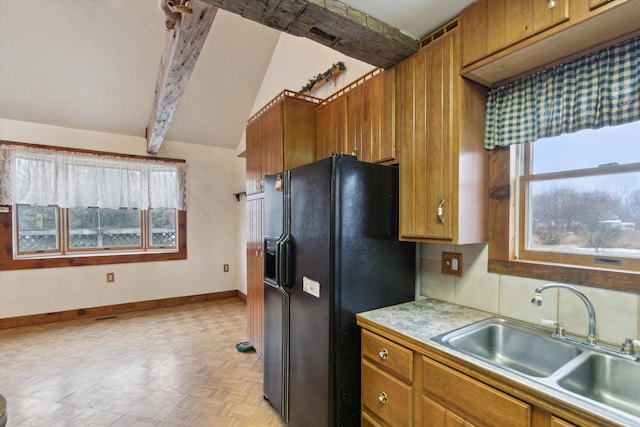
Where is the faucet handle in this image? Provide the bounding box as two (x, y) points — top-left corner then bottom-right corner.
(540, 318), (566, 338)
(622, 338), (640, 356)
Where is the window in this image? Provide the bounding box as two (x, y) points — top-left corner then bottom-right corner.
(517, 121), (640, 271)
(16, 205), (60, 254)
(486, 36), (639, 292)
(1, 142), (187, 270)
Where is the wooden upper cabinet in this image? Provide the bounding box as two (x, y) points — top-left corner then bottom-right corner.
(461, 0), (639, 86)
(532, 0), (570, 33)
(346, 69), (397, 164)
(461, 0), (487, 65)
(463, 0), (569, 66)
(316, 68), (397, 164)
(315, 95), (348, 160)
(245, 91), (319, 195)
(397, 26), (488, 244)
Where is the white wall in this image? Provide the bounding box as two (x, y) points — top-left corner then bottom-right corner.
(0, 118), (245, 318)
(419, 243), (640, 346)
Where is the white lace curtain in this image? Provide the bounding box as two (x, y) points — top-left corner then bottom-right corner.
(0, 144), (188, 210)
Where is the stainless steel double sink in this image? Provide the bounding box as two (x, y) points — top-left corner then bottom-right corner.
(432, 317), (640, 423)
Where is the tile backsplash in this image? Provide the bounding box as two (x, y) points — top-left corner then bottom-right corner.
(419, 243), (640, 346)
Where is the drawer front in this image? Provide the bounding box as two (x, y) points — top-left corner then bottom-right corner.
(362, 360), (413, 427)
(422, 356), (531, 427)
(362, 329), (413, 384)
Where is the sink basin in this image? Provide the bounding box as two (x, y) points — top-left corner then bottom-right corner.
(433, 317), (640, 424)
(557, 353), (640, 418)
(432, 317), (582, 377)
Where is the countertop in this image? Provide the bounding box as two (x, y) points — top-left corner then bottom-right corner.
(356, 298), (639, 427)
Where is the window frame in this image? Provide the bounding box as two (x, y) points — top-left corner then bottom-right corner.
(0, 141), (187, 270)
(65, 207), (145, 253)
(147, 209), (179, 250)
(14, 204), (62, 256)
(487, 146), (639, 293)
(517, 154), (640, 271)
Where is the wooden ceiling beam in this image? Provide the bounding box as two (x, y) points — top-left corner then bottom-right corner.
(199, 0), (419, 69)
(147, 0), (218, 154)
(147, 0), (418, 153)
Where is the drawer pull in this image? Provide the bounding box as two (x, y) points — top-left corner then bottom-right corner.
(378, 348), (389, 360)
(378, 391), (388, 404)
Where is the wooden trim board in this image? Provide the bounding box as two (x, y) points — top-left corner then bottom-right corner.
(0, 290), (245, 329)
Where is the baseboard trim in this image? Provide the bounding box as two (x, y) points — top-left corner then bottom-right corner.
(0, 290), (246, 329)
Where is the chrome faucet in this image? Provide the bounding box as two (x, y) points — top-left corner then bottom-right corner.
(531, 283), (597, 345)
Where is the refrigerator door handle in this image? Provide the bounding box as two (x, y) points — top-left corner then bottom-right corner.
(275, 234), (285, 287)
(279, 234), (294, 290)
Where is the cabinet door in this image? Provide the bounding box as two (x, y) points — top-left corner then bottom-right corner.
(246, 198), (264, 356)
(398, 33), (453, 241)
(261, 99), (284, 178)
(461, 0), (487, 66)
(346, 70), (396, 164)
(423, 395), (476, 427)
(378, 68), (396, 163)
(246, 106), (280, 195)
(505, 0), (533, 47)
(245, 119), (263, 195)
(532, 0), (569, 34)
(347, 82), (364, 159)
(486, 0), (506, 55)
(316, 96), (348, 160)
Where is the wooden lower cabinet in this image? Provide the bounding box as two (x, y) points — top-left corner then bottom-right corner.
(422, 356), (530, 427)
(361, 329), (414, 426)
(360, 327), (606, 427)
(422, 395), (475, 427)
(551, 416), (577, 427)
(362, 361), (412, 427)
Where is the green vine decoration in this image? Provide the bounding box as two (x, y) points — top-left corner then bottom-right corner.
(300, 61), (346, 93)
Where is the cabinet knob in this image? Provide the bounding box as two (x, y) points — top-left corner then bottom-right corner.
(378, 391), (388, 404)
(378, 348), (389, 360)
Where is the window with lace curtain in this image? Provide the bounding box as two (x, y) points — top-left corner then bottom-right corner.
(0, 142), (188, 269)
(486, 37), (639, 290)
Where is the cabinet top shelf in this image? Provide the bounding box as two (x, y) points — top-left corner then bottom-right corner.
(247, 90), (322, 124)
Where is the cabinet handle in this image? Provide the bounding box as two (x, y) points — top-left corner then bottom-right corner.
(378, 348), (389, 360)
(378, 392), (388, 404)
(548, 0), (556, 9)
(437, 199), (445, 225)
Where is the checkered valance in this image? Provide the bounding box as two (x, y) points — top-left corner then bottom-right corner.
(484, 36), (639, 150)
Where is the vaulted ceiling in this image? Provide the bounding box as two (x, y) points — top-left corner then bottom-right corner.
(0, 0), (474, 151)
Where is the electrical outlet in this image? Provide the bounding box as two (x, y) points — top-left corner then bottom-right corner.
(441, 252), (463, 277)
(106, 272), (115, 283)
(223, 264), (229, 272)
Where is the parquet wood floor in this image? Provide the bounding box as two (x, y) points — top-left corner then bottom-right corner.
(0, 298), (286, 426)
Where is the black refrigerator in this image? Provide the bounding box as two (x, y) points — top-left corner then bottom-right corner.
(263, 154), (415, 426)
